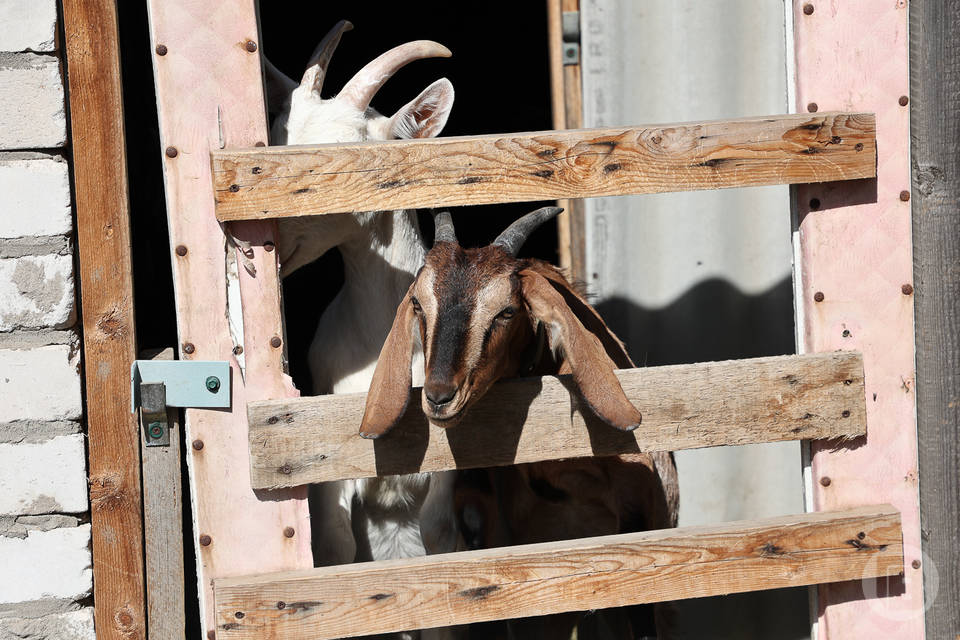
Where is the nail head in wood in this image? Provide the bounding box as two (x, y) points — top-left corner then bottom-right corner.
(809, 198), (821, 210)
(165, 146), (178, 158)
(803, 3), (814, 15)
(814, 291), (825, 302)
(233, 345), (243, 355)
(235, 611), (244, 619)
(254, 141), (266, 147)
(155, 44), (168, 56)
(175, 245), (187, 256)
(912, 559), (921, 569)
(283, 527), (295, 538)
(901, 283), (914, 295)
(263, 241), (275, 252)
(807, 102), (818, 112)
(270, 336), (282, 348)
(899, 95), (909, 106)
(182, 342), (195, 355)
(244, 40), (257, 53)
(277, 601), (286, 609)
(199, 534), (212, 546)
(820, 476), (832, 487)
(842, 329), (851, 338)
(900, 190), (910, 201)
(192, 439), (204, 451)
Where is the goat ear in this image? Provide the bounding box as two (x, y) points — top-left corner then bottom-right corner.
(359, 290), (417, 438)
(386, 78), (454, 139)
(262, 57), (297, 116)
(518, 267), (641, 431)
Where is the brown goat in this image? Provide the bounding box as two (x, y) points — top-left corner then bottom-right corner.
(361, 208), (679, 639)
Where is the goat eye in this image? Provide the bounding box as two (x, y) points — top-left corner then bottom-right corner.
(497, 306), (516, 321)
(411, 297), (422, 313)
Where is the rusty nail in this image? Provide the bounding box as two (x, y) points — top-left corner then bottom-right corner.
(245, 40), (258, 52)
(270, 336), (282, 348)
(902, 283), (914, 295)
(807, 102), (818, 113)
(254, 141), (266, 147)
(857, 531), (866, 540)
(155, 44), (168, 56)
(199, 534), (212, 546)
(900, 190), (911, 202)
(803, 3), (814, 15)
(842, 329), (851, 338)
(809, 198), (821, 210)
(841, 410), (851, 418)
(229, 184), (240, 193)
(183, 342), (195, 355)
(277, 601), (286, 609)
(279, 463), (292, 475)
(268, 416), (279, 425)
(820, 476), (831, 487)
(284, 527), (295, 538)
(912, 559), (921, 569)
(855, 143), (864, 151)
(899, 95), (909, 107)
(165, 146), (178, 158)
(207, 631), (216, 640)
(235, 611), (245, 619)
(264, 241), (275, 252)
(175, 245), (188, 256)
(192, 439), (204, 451)
(233, 344), (244, 355)
(814, 291), (825, 302)
(831, 135), (841, 144)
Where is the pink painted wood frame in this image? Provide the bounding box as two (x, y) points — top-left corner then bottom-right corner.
(145, 0), (312, 634)
(793, 1), (922, 638)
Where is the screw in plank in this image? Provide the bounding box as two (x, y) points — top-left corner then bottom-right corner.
(148, 422), (164, 439)
(182, 342), (195, 355)
(233, 345), (244, 355)
(199, 534), (212, 546)
(899, 95), (909, 106)
(277, 601), (286, 609)
(854, 143), (864, 151)
(814, 291), (825, 302)
(279, 463), (292, 475)
(284, 527), (295, 538)
(807, 102), (818, 113)
(857, 531), (866, 540)
(842, 329), (851, 338)
(175, 245), (187, 257)
(802, 3), (814, 15)
(155, 44), (168, 56)
(205, 376), (221, 393)
(270, 336), (283, 348)
(912, 559), (921, 569)
(165, 146), (178, 158)
(264, 241), (275, 252)
(900, 190), (911, 201)
(254, 141), (266, 147)
(902, 283), (914, 295)
(819, 476), (832, 487)
(192, 439), (204, 451)
(809, 198), (821, 210)
(245, 40), (258, 53)
(229, 184), (240, 192)
(235, 611), (245, 619)
(841, 410), (851, 418)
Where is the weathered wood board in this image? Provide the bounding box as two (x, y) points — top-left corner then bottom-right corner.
(791, 1), (922, 638)
(211, 112), (876, 221)
(214, 505), (903, 640)
(249, 351), (865, 488)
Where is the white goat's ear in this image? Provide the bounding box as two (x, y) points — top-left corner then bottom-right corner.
(519, 266), (641, 431)
(386, 78), (454, 139)
(360, 288), (417, 438)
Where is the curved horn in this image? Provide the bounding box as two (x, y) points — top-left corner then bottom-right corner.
(492, 207), (564, 257)
(338, 40), (451, 112)
(433, 211), (457, 246)
(301, 20), (353, 95)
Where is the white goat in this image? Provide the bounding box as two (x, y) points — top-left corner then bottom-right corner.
(266, 21), (461, 575)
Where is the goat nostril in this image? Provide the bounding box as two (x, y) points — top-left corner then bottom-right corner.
(425, 385), (457, 408)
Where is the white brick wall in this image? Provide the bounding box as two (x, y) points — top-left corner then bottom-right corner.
(0, 525), (92, 604)
(0, 436), (88, 515)
(0, 54), (66, 150)
(0, 154), (71, 239)
(0, 344), (81, 423)
(0, 256), (75, 331)
(0, 0), (57, 53)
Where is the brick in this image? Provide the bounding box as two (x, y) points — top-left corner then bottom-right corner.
(0, 255), (75, 331)
(0, 54), (66, 150)
(0, 525), (92, 603)
(0, 344), (81, 422)
(0, 609), (94, 640)
(0, 435), (88, 515)
(0, 154), (71, 239)
(0, 1), (57, 53)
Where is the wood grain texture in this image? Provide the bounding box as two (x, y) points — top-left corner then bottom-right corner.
(61, 1), (146, 638)
(792, 1), (924, 637)
(214, 505), (903, 640)
(248, 352), (865, 489)
(144, 0), (313, 634)
(140, 349), (185, 640)
(211, 112), (877, 222)
(910, 0), (960, 637)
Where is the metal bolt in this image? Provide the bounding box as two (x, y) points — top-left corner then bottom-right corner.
(205, 376), (221, 393)
(841, 410), (851, 418)
(803, 3), (814, 15)
(175, 245), (187, 257)
(820, 476), (832, 487)
(270, 336), (282, 348)
(199, 534), (212, 546)
(192, 439), (204, 451)
(857, 531), (866, 540)
(148, 422), (164, 439)
(245, 40), (258, 53)
(854, 143), (864, 152)
(912, 559), (921, 569)
(807, 102), (818, 113)
(283, 527), (295, 538)
(842, 329), (851, 338)
(279, 463), (292, 475)
(233, 345), (244, 355)
(900, 190), (911, 202)
(902, 283), (914, 295)
(155, 44), (168, 56)
(183, 342), (195, 355)
(809, 198), (821, 210)
(165, 146), (178, 158)
(277, 601), (286, 610)
(814, 291), (825, 302)
(235, 611), (245, 619)
(831, 135), (841, 144)
(254, 141), (266, 147)
(229, 184), (240, 192)
(264, 241), (275, 252)
(899, 95), (909, 106)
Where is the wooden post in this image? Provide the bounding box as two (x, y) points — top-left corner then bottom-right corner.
(143, 0), (312, 634)
(791, 1), (923, 637)
(61, 1), (147, 638)
(910, 0), (960, 636)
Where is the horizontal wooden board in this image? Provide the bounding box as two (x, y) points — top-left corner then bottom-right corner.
(249, 351), (866, 489)
(212, 112), (876, 221)
(214, 504), (902, 639)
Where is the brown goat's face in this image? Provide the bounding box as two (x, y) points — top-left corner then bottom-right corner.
(410, 243), (536, 427)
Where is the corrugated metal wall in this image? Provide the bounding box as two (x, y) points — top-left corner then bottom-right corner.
(580, 1), (809, 637)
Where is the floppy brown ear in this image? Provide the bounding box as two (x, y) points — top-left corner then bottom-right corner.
(359, 290), (417, 439)
(519, 267), (641, 431)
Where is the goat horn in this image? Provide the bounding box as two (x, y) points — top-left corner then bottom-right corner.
(492, 207), (564, 256)
(338, 40), (451, 112)
(433, 211), (457, 246)
(302, 20), (354, 95)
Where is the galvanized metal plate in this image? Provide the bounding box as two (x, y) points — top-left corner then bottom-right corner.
(130, 360), (231, 411)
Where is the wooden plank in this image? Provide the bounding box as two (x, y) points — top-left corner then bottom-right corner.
(60, 1), (146, 638)
(139, 349), (185, 640)
(791, 2), (924, 638)
(249, 351), (866, 489)
(214, 505), (903, 639)
(211, 112), (877, 222)
(910, 0), (960, 637)
(143, 0), (313, 634)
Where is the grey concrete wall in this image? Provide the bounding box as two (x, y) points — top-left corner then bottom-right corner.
(0, 2), (94, 638)
(579, 1), (809, 638)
